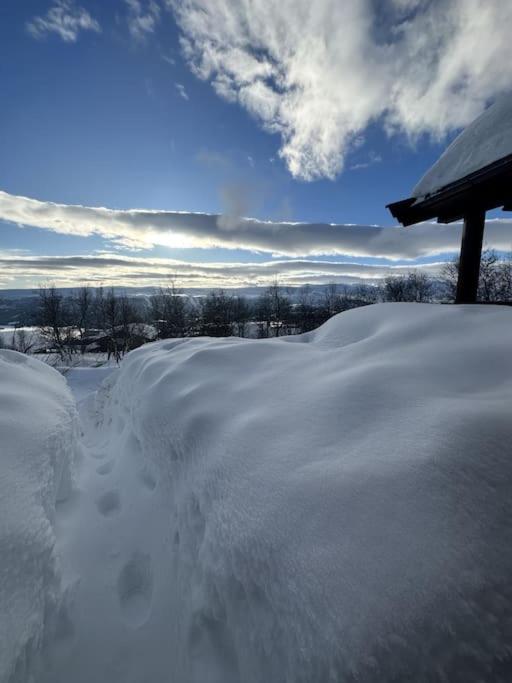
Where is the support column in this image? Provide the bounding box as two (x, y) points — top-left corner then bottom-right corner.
(455, 209), (486, 304)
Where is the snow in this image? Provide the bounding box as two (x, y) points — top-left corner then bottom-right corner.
(0, 327), (42, 351)
(0, 350), (77, 683)
(63, 366), (116, 402)
(3, 303), (512, 681)
(413, 93), (512, 198)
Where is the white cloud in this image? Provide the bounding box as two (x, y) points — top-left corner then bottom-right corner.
(350, 152), (383, 171)
(167, 0), (512, 181)
(26, 0), (101, 42)
(0, 253), (446, 289)
(175, 82), (189, 100)
(2, 190), (512, 260)
(125, 0), (161, 41)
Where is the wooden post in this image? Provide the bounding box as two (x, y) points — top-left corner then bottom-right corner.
(455, 208), (486, 304)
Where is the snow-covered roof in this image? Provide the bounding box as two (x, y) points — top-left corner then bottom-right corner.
(413, 94), (512, 199)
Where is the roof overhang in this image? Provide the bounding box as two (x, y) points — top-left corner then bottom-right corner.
(387, 152), (512, 226)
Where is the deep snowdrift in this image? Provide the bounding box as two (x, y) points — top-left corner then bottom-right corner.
(0, 351), (77, 682)
(77, 302), (512, 682)
(4, 303), (512, 683)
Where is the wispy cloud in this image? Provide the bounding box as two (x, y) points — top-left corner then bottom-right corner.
(125, 0), (161, 41)
(175, 82), (189, 100)
(2, 190), (512, 260)
(0, 253), (446, 289)
(350, 152), (383, 171)
(167, 0), (512, 181)
(26, 0), (101, 43)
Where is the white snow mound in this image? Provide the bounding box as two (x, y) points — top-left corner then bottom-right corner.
(413, 93), (512, 198)
(0, 351), (77, 683)
(91, 302), (512, 682)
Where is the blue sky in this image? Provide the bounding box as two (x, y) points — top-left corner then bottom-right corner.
(0, 0), (510, 289)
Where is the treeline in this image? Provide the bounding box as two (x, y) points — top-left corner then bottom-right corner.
(4, 250), (511, 360)
(385, 250), (512, 303)
(36, 285), (148, 360)
(32, 281), (381, 359)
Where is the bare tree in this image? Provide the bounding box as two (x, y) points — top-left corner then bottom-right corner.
(441, 250), (512, 302)
(384, 275), (410, 302)
(406, 271), (433, 302)
(37, 285), (71, 358)
(72, 286), (94, 354)
(296, 284), (318, 333)
(95, 287), (122, 361)
(323, 283), (343, 317)
(441, 260), (459, 301)
(10, 326), (35, 354)
(151, 281), (188, 339)
(496, 259), (512, 301)
(200, 290), (234, 337)
(479, 251), (502, 302)
(93, 288), (148, 360)
(232, 295), (251, 337)
(256, 281), (291, 337)
(384, 272), (433, 303)
(119, 293), (146, 353)
(320, 282), (373, 319)
(350, 284), (382, 305)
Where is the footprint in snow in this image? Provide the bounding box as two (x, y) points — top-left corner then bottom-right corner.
(138, 467), (157, 492)
(96, 490), (121, 517)
(96, 460), (114, 476)
(117, 551), (153, 627)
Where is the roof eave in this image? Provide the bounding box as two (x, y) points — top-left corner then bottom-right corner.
(387, 152), (512, 227)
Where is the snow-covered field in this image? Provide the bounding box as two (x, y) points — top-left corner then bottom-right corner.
(0, 326), (41, 351)
(2, 303), (512, 682)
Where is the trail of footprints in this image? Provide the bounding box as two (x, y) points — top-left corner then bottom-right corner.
(86, 433), (158, 627)
(117, 551), (154, 627)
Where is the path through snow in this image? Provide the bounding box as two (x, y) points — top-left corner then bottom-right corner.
(41, 366), (178, 683)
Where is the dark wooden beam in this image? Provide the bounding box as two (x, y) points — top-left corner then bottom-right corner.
(387, 152), (512, 227)
(455, 209), (486, 304)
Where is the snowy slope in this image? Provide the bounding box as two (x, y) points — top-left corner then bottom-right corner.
(4, 304), (512, 682)
(42, 302), (512, 683)
(0, 351), (77, 683)
(413, 93), (512, 198)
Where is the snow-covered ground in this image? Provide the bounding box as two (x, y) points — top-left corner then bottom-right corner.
(0, 326), (42, 351)
(0, 351), (77, 683)
(2, 303), (512, 682)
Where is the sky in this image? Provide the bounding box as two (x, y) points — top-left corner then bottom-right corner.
(1, 0), (512, 290)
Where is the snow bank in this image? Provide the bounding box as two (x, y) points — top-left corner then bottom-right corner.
(93, 302), (512, 682)
(413, 93), (512, 198)
(0, 351), (77, 683)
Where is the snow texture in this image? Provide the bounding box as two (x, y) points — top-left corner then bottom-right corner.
(4, 303), (512, 682)
(41, 302), (512, 683)
(413, 93), (512, 198)
(0, 351), (77, 683)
